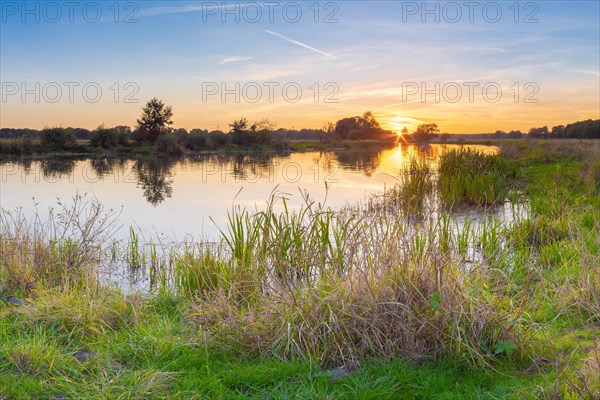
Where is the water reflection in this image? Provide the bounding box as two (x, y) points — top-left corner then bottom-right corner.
(134, 159), (176, 206)
(1, 144), (499, 206)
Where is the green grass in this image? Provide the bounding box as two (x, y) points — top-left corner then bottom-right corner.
(0, 293), (547, 399)
(1, 141), (599, 399)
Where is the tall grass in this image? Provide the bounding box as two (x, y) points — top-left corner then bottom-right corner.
(173, 192), (527, 367)
(438, 149), (517, 206)
(0, 195), (119, 295)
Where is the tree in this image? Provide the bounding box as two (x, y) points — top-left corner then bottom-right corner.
(228, 118), (248, 134)
(41, 127), (76, 149)
(320, 121), (335, 143)
(134, 98), (174, 144)
(412, 123), (439, 143)
(440, 132), (450, 144)
(361, 111), (380, 130)
(528, 126), (549, 139)
(254, 118), (277, 132)
(113, 125), (132, 143)
(551, 125), (565, 138)
(334, 112), (385, 140)
(90, 124), (119, 149)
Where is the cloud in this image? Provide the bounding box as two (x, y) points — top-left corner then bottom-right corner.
(217, 56), (253, 65)
(263, 30), (335, 58)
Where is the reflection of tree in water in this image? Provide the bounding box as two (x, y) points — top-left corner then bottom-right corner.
(231, 153), (279, 181)
(187, 152), (284, 182)
(0, 158), (34, 173)
(89, 157), (127, 179)
(407, 144), (436, 159)
(39, 157), (77, 179)
(334, 149), (382, 177)
(134, 158), (177, 206)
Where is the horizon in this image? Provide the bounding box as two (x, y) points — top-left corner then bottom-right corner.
(1, 1), (599, 133)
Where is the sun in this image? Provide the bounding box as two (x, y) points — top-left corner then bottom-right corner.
(385, 115), (419, 136)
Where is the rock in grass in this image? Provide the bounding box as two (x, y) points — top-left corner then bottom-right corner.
(7, 297), (34, 308)
(54, 394), (68, 399)
(331, 366), (351, 381)
(73, 349), (97, 362)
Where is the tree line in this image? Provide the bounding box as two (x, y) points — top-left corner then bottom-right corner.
(0, 99), (395, 155)
(1, 98), (598, 156)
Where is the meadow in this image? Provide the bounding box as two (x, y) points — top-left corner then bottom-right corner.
(1, 140), (599, 399)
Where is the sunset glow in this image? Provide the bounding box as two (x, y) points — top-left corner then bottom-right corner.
(1, 1), (599, 133)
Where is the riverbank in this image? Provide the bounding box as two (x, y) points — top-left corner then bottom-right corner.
(1, 142), (599, 399)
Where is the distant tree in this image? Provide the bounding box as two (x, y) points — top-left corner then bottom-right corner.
(72, 127), (91, 140)
(440, 132), (450, 144)
(114, 126), (132, 143)
(494, 130), (507, 138)
(563, 119), (599, 139)
(134, 98), (174, 144)
(334, 111), (386, 140)
(320, 121), (335, 143)
(507, 130), (523, 139)
(41, 127), (76, 149)
(551, 125), (565, 138)
(229, 118), (249, 134)
(90, 124), (119, 149)
(362, 111), (380, 130)
(528, 126), (549, 139)
(412, 123), (439, 143)
(254, 118), (277, 132)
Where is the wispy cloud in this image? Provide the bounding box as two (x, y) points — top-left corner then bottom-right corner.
(263, 30), (335, 58)
(137, 5), (206, 17)
(217, 56), (253, 65)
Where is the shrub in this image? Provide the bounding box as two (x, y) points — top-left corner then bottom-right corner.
(40, 127), (76, 150)
(90, 125), (119, 149)
(155, 134), (183, 157)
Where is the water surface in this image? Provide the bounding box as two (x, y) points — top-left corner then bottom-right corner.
(1, 144), (498, 241)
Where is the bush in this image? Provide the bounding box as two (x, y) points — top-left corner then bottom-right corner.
(40, 127), (76, 150)
(155, 134), (183, 156)
(179, 131), (208, 151)
(90, 125), (119, 149)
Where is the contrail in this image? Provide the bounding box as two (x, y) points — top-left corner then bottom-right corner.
(264, 30), (335, 58)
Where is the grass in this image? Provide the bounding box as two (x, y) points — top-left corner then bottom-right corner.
(437, 148), (518, 206)
(1, 141), (599, 399)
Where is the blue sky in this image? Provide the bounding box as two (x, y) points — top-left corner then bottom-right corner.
(1, 0), (599, 132)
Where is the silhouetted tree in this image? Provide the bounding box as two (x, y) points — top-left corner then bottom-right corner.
(334, 111), (386, 140)
(41, 127), (76, 149)
(528, 126), (549, 138)
(228, 118), (249, 134)
(551, 125), (565, 138)
(90, 124), (119, 149)
(134, 98), (174, 144)
(412, 123), (439, 143)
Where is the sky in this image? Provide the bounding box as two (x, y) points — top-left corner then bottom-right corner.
(1, 0), (599, 133)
